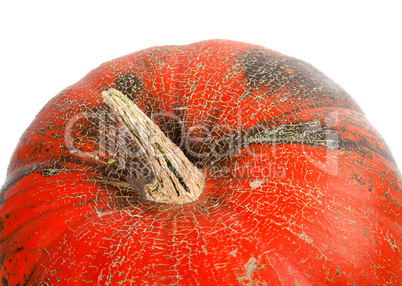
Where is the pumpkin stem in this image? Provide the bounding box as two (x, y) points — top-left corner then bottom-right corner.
(102, 88), (205, 205)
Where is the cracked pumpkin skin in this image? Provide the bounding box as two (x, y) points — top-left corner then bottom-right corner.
(0, 39), (401, 285)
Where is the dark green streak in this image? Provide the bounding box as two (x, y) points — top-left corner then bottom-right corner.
(155, 142), (191, 194)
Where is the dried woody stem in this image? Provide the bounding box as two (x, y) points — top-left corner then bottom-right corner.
(102, 88), (205, 204)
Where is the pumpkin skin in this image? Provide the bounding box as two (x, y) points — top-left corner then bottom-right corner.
(0, 39), (401, 285)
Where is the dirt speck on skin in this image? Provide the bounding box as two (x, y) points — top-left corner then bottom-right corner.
(294, 278), (302, 286)
(245, 257), (258, 279)
(249, 180), (264, 189)
(229, 249), (238, 257)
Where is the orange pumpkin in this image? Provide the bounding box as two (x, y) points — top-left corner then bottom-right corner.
(1, 39), (401, 285)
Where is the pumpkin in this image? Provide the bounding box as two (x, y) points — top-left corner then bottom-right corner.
(0, 39), (401, 285)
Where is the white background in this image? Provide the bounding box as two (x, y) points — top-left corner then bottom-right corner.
(0, 0), (401, 183)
